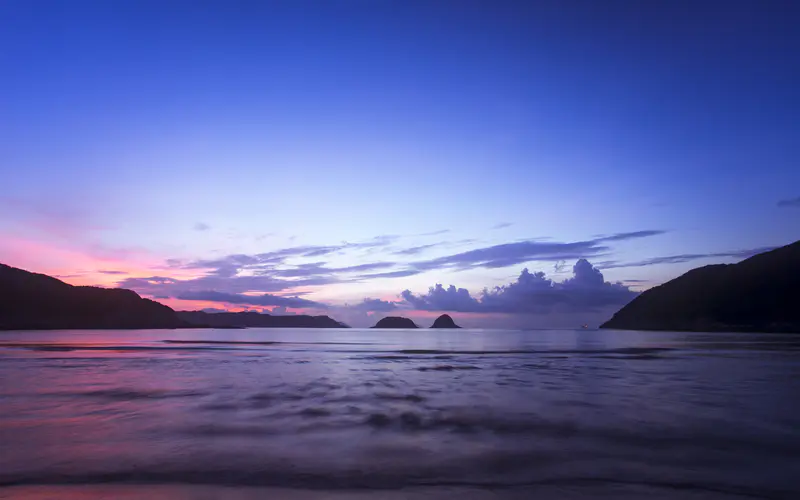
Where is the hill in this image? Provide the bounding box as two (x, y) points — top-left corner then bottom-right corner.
(372, 316), (418, 329)
(177, 311), (347, 328)
(0, 263), (186, 330)
(600, 241), (800, 333)
(430, 314), (461, 328)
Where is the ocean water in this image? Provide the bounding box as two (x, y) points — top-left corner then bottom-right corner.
(0, 328), (798, 499)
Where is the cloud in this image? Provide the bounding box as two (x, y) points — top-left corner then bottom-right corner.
(180, 231), (666, 280)
(193, 222), (211, 231)
(410, 240), (608, 271)
(419, 229), (450, 236)
(269, 306), (296, 315)
(777, 197), (800, 208)
(491, 222), (513, 230)
(187, 237), (399, 272)
(346, 298), (399, 312)
(116, 230), (666, 310)
(401, 259), (637, 314)
(269, 261), (395, 278)
(595, 230), (666, 242)
(358, 269), (423, 279)
(403, 231), (665, 272)
(176, 291), (328, 309)
(98, 270), (128, 275)
(599, 246), (776, 268)
(118, 273), (336, 298)
(393, 243), (442, 256)
(402, 285), (480, 312)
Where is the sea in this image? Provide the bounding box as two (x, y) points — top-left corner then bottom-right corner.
(0, 328), (798, 499)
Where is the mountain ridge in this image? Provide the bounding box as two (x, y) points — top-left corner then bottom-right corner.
(177, 311), (348, 329)
(0, 263), (186, 330)
(600, 241), (800, 333)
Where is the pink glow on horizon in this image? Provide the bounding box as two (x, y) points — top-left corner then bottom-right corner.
(0, 235), (204, 288)
(154, 297), (307, 315)
(1, 234), (508, 324)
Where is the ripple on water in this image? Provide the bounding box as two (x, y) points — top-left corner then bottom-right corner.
(417, 365), (481, 372)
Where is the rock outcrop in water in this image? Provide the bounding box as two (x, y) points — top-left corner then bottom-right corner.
(0, 263), (187, 330)
(177, 311), (348, 328)
(372, 316), (418, 329)
(430, 314), (461, 328)
(600, 241), (800, 333)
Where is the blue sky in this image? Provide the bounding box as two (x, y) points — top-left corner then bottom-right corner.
(1, 1), (798, 327)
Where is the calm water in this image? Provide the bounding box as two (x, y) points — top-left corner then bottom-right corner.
(0, 328), (799, 499)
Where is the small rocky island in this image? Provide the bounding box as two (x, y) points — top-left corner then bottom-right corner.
(601, 240), (800, 333)
(430, 314), (461, 328)
(371, 316), (418, 329)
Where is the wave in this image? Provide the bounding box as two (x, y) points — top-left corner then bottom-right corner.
(417, 365), (481, 371)
(44, 388), (210, 400)
(162, 340), (378, 346)
(0, 343), (238, 352)
(395, 347), (677, 355)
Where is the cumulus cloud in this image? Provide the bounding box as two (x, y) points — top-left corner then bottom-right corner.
(117, 230), (666, 311)
(269, 306), (296, 315)
(346, 298), (399, 312)
(777, 196), (800, 208)
(400, 259), (637, 314)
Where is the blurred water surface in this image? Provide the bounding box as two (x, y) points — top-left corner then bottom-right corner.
(1, 328), (798, 499)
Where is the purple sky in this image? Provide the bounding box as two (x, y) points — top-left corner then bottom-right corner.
(1, 1), (798, 327)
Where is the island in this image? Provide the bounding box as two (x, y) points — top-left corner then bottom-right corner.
(0, 263), (187, 330)
(600, 240), (800, 333)
(430, 314), (461, 328)
(371, 316), (419, 329)
(177, 311), (347, 328)
(0, 263), (349, 330)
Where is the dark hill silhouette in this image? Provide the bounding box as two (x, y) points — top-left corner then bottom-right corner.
(0, 263), (186, 330)
(177, 311), (347, 328)
(430, 314), (461, 328)
(372, 316), (418, 328)
(600, 241), (800, 333)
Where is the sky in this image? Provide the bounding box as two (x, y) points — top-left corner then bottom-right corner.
(1, 0), (798, 327)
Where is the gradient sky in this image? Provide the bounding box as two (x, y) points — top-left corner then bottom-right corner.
(1, 0), (798, 327)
